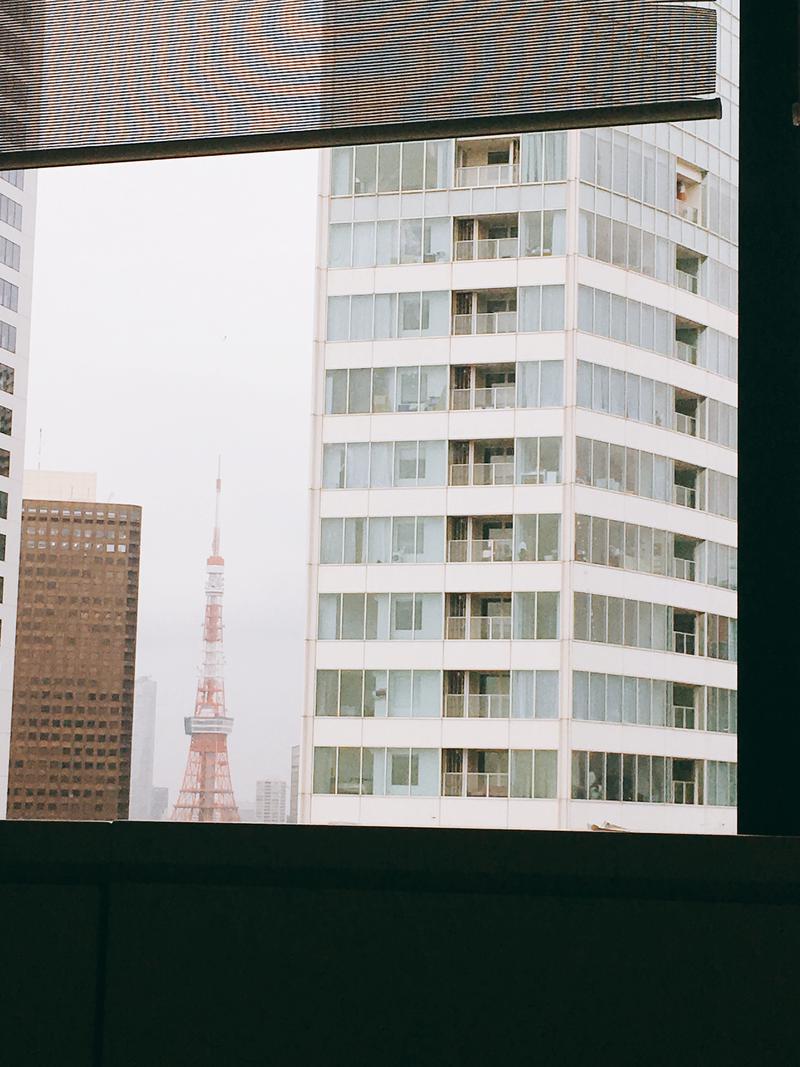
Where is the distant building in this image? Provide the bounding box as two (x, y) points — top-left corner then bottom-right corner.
(150, 786), (169, 821)
(256, 779), (287, 824)
(22, 470), (97, 503)
(289, 745), (299, 824)
(129, 676), (157, 820)
(0, 170), (38, 818)
(7, 497), (142, 820)
(238, 803), (257, 824)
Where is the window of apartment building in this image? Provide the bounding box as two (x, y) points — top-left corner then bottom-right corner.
(0, 236), (20, 272)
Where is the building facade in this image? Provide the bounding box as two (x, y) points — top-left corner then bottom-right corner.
(256, 779), (288, 824)
(0, 168), (37, 817)
(7, 498), (142, 820)
(129, 675), (157, 820)
(302, 7), (739, 833)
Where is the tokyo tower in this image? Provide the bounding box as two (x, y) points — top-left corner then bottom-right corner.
(172, 462), (239, 822)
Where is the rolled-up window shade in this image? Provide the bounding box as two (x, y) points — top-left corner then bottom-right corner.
(0, 0), (718, 168)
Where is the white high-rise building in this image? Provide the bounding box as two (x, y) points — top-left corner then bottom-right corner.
(289, 744), (299, 824)
(130, 676), (158, 820)
(0, 168), (37, 818)
(302, 6), (739, 834)
(256, 779), (288, 824)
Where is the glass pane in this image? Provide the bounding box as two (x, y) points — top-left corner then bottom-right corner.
(412, 671), (440, 717)
(401, 142), (425, 191)
(511, 751), (533, 797)
(345, 442), (369, 488)
(313, 748), (336, 793)
(419, 365), (447, 411)
(511, 671), (535, 719)
(378, 142), (401, 192)
(398, 292), (421, 336)
(534, 751), (558, 798)
(330, 147), (353, 195)
(315, 671), (339, 716)
(352, 221), (374, 268)
(416, 516), (444, 563)
(317, 595), (340, 640)
(341, 594), (365, 639)
(354, 145), (377, 194)
(348, 367), (371, 413)
(320, 518), (343, 564)
(322, 443), (345, 488)
(534, 671), (559, 719)
(328, 223), (351, 268)
(325, 369), (347, 414)
(368, 517), (391, 563)
(339, 671), (363, 716)
(388, 671), (412, 716)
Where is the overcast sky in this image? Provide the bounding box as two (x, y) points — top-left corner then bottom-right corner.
(26, 149), (319, 808)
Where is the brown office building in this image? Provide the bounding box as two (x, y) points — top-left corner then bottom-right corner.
(7, 499), (141, 820)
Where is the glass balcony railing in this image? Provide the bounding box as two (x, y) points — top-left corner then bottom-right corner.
(444, 693), (511, 718)
(675, 202), (700, 224)
(449, 461), (515, 487)
(674, 412), (698, 436)
(674, 340), (698, 365)
(675, 268), (700, 294)
(442, 771), (510, 797)
(455, 237), (519, 261)
(455, 163), (519, 188)
(446, 616), (512, 640)
(447, 538), (513, 563)
(672, 557), (696, 581)
(467, 772), (509, 798)
(671, 704), (696, 729)
(673, 484), (697, 508)
(672, 780), (697, 804)
(450, 384), (516, 410)
(673, 631), (696, 655)
(452, 311), (518, 336)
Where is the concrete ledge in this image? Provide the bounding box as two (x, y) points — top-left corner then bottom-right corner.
(2, 822), (799, 1066)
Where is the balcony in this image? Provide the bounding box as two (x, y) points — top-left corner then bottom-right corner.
(453, 310), (518, 335)
(446, 615), (512, 640)
(450, 362), (516, 411)
(455, 236), (519, 261)
(675, 167), (703, 226)
(449, 441), (515, 487)
(444, 692), (511, 718)
(453, 287), (518, 337)
(455, 163), (519, 188)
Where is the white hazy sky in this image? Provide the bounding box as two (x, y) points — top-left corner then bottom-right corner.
(26, 149), (319, 807)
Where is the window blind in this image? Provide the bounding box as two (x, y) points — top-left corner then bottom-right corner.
(0, 0), (718, 168)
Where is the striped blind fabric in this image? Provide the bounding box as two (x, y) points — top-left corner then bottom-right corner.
(0, 1), (718, 168)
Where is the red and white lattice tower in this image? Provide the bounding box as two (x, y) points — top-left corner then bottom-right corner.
(172, 462), (240, 822)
